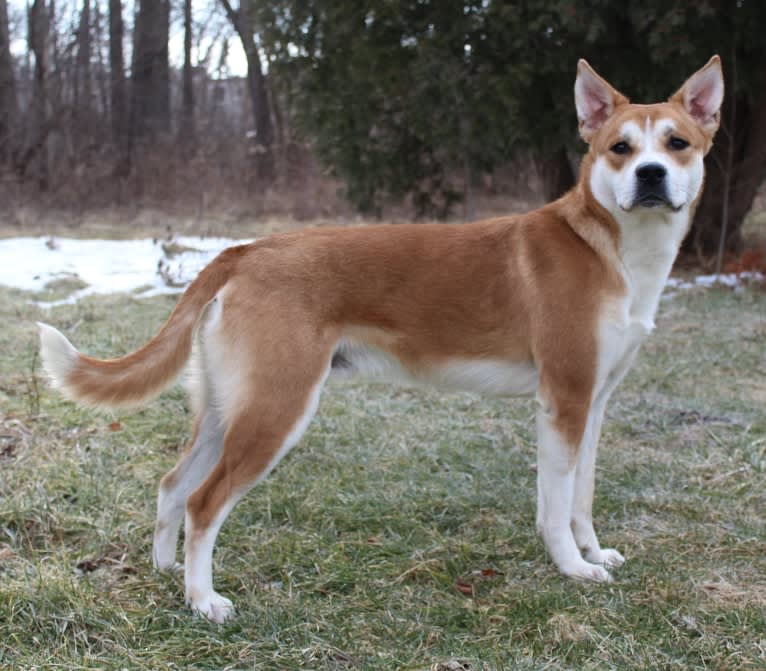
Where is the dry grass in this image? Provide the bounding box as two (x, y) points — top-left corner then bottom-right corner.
(0, 267), (764, 669)
(0, 154), (545, 244)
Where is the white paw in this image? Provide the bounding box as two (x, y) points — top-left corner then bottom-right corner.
(152, 542), (181, 573)
(189, 591), (235, 623)
(561, 560), (613, 583)
(584, 548), (625, 569)
(153, 556), (183, 574)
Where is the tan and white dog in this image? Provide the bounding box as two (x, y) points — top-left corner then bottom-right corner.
(38, 57), (723, 623)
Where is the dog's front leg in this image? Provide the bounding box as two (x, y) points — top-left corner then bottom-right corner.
(571, 402), (624, 568)
(569, 336), (642, 570)
(535, 398), (612, 582)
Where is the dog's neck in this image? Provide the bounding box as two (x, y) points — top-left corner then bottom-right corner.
(610, 203), (691, 324)
(560, 160), (694, 325)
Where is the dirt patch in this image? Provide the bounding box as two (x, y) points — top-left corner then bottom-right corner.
(698, 579), (766, 609)
(547, 612), (595, 644)
(745, 380), (766, 404)
(0, 417), (31, 460)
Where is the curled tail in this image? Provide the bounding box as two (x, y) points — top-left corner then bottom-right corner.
(38, 245), (244, 408)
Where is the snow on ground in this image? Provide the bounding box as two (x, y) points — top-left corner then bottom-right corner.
(0, 236), (252, 306)
(0, 236), (762, 307)
(665, 272), (765, 290)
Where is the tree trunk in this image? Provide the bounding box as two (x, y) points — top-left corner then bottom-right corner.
(28, 0), (49, 189)
(685, 61), (766, 256)
(245, 47), (275, 184)
(180, 0), (195, 146)
(93, 1), (109, 119)
(130, 0), (170, 141)
(75, 0), (91, 117)
(271, 82), (287, 182)
(108, 0), (128, 173)
(0, 0), (17, 164)
(538, 145), (576, 202)
(218, 0), (275, 186)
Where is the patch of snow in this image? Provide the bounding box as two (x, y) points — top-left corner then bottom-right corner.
(695, 271), (764, 287)
(665, 271), (764, 291)
(0, 236), (252, 307)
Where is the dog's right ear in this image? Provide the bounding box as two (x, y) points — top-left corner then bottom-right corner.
(575, 60), (629, 143)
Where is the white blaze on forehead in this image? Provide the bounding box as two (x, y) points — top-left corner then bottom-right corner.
(619, 118), (677, 151)
(619, 120), (642, 145)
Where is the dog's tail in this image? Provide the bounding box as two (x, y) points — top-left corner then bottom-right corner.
(38, 245), (245, 409)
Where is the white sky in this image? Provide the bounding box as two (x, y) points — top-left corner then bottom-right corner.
(7, 0), (249, 77)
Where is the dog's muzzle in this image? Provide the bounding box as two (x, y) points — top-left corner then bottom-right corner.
(631, 162), (680, 211)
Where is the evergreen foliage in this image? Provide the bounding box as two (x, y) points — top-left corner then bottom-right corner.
(258, 1), (766, 250)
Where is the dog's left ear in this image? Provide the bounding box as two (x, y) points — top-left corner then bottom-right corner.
(670, 55), (724, 135)
(575, 60), (629, 143)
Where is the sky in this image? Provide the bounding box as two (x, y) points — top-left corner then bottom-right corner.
(7, 0), (250, 78)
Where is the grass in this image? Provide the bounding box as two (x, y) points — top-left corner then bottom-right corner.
(0, 280), (765, 670)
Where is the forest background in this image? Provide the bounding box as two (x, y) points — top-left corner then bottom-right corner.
(1, 0), (765, 259)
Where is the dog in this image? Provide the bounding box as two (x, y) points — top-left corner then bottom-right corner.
(38, 56), (723, 623)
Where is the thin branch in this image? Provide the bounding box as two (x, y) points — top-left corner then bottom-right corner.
(716, 47), (737, 277)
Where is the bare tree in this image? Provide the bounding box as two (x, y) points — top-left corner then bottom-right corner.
(93, 0), (109, 119)
(108, 0), (128, 171)
(0, 0), (17, 164)
(218, 0), (274, 185)
(28, 0), (49, 188)
(180, 0), (195, 146)
(74, 0), (91, 116)
(692, 57), (766, 258)
(130, 0), (170, 140)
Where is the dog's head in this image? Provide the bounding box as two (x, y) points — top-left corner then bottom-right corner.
(575, 57), (723, 217)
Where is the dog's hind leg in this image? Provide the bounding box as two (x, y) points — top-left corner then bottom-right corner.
(182, 353), (332, 623)
(153, 307), (224, 573)
(152, 408), (223, 572)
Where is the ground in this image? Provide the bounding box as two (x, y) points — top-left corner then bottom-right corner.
(0, 227), (764, 670)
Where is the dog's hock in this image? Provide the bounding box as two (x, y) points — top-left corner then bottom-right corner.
(37, 322), (78, 391)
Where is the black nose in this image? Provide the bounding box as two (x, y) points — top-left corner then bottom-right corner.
(636, 163), (667, 186)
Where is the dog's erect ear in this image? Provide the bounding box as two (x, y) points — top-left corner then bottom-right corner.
(670, 55), (724, 135)
(574, 60), (629, 143)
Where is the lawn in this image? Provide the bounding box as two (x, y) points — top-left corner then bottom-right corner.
(0, 278), (764, 670)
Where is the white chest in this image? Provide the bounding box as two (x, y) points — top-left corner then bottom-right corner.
(596, 210), (689, 394)
(617, 209), (689, 325)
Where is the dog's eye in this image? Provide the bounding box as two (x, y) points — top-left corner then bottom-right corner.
(610, 141), (630, 155)
(668, 136), (689, 150)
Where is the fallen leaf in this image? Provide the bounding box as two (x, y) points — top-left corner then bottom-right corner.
(76, 559), (101, 573)
(475, 568), (503, 578)
(0, 547), (17, 561)
(454, 579), (474, 597)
